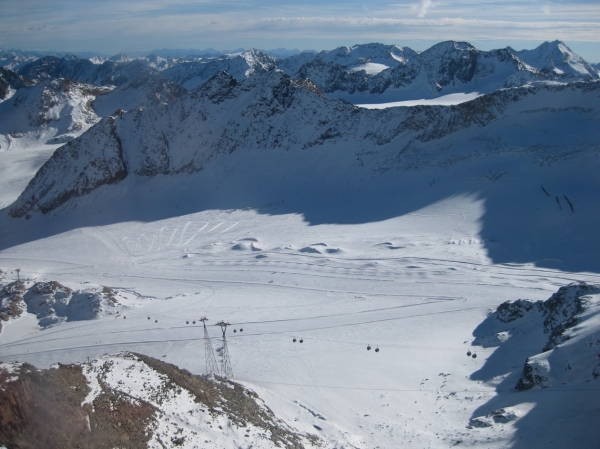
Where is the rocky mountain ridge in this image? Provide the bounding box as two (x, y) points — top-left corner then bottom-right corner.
(8, 68), (600, 218)
(8, 41), (599, 103)
(473, 282), (600, 390)
(295, 41), (599, 102)
(0, 78), (113, 149)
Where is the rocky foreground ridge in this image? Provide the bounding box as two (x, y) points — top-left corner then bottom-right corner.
(0, 352), (320, 449)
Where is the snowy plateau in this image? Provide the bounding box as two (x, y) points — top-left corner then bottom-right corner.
(0, 40), (600, 448)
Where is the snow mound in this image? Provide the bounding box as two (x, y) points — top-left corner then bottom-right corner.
(299, 247), (321, 254)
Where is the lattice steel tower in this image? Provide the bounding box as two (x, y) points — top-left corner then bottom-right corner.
(216, 321), (233, 380)
(200, 317), (219, 376)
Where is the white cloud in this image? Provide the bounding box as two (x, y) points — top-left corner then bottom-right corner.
(416, 0), (433, 18)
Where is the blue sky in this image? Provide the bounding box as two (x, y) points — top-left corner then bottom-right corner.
(1, 0), (599, 61)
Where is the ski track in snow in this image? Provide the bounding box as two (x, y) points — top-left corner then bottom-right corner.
(1, 198), (599, 448)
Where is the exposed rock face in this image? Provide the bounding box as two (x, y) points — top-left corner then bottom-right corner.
(9, 116), (127, 217)
(17, 54), (99, 84)
(473, 282), (600, 391)
(290, 40), (599, 100)
(0, 281), (26, 331)
(0, 353), (320, 449)
(539, 282), (600, 351)
(8, 68), (600, 218)
(0, 78), (113, 148)
(515, 357), (550, 390)
(162, 48), (278, 90)
(0, 67), (33, 101)
(17, 56), (161, 88)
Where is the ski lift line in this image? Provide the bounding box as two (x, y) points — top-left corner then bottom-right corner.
(0, 307), (478, 350)
(219, 306), (480, 338)
(0, 307), (478, 357)
(215, 335), (492, 353)
(225, 299), (455, 326)
(238, 379), (600, 393)
(298, 336), (493, 352)
(5, 295), (460, 348)
(0, 305), (477, 352)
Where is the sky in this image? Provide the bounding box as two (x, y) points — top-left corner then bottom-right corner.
(1, 0), (599, 61)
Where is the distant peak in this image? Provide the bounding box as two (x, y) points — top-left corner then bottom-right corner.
(423, 40), (477, 55)
(108, 52), (130, 62)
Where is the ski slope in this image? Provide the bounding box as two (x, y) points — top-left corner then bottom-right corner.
(1, 66), (600, 448)
(1, 183), (599, 447)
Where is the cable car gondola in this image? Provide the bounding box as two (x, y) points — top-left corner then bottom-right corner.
(293, 337), (297, 342)
(467, 350), (472, 357)
(367, 345), (371, 350)
(375, 347), (379, 353)
(299, 338), (304, 343)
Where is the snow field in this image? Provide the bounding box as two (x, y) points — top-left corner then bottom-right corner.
(1, 192), (598, 447)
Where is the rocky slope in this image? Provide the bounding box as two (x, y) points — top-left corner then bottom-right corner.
(0, 67), (32, 101)
(277, 43), (416, 75)
(472, 282), (600, 390)
(161, 49), (278, 90)
(0, 276), (155, 332)
(292, 40), (599, 101)
(8, 69), (600, 218)
(0, 78), (113, 148)
(511, 40), (598, 77)
(0, 49), (46, 71)
(0, 352), (319, 448)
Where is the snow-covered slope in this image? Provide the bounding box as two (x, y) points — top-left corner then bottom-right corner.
(0, 78), (113, 149)
(162, 49), (277, 90)
(294, 40), (599, 102)
(0, 49), (45, 71)
(0, 67), (32, 101)
(91, 70), (186, 117)
(317, 43), (416, 69)
(7, 71), (600, 272)
(17, 54), (100, 84)
(464, 282), (600, 446)
(0, 352), (322, 448)
(1, 41), (600, 449)
(17, 55), (170, 89)
(10, 71), (600, 213)
(512, 40), (598, 77)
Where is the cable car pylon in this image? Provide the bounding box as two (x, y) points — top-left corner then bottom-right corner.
(216, 321), (233, 380)
(200, 317), (219, 377)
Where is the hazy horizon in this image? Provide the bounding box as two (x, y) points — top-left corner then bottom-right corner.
(1, 0), (599, 62)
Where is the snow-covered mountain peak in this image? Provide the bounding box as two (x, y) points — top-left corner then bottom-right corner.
(512, 40), (598, 77)
(108, 52), (132, 63)
(0, 78), (113, 148)
(239, 48), (278, 76)
(423, 40), (478, 56)
(192, 70), (239, 103)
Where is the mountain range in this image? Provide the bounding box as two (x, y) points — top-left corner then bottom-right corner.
(1, 39), (600, 449)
